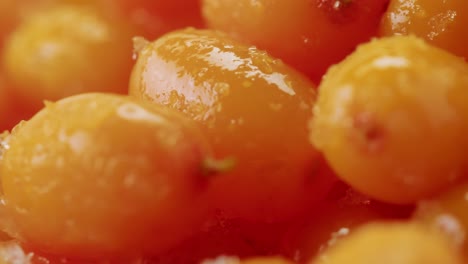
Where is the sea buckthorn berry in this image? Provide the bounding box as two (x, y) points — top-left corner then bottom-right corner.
(1, 93), (218, 258)
(129, 28), (336, 222)
(311, 222), (463, 264)
(2, 4), (135, 112)
(0, 0), (55, 54)
(380, 0), (468, 60)
(310, 36), (468, 204)
(202, 0), (389, 83)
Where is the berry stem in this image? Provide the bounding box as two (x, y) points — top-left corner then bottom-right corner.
(202, 156), (236, 176)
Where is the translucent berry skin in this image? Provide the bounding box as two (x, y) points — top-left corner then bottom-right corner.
(310, 36), (468, 204)
(1, 93), (214, 258)
(380, 0), (468, 60)
(130, 28), (335, 222)
(202, 0), (389, 83)
(2, 4), (135, 111)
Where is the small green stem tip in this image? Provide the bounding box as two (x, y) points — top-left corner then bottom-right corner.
(202, 156), (237, 176)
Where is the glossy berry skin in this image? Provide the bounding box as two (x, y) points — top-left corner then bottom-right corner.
(202, 0), (389, 83)
(380, 0), (468, 60)
(310, 36), (468, 204)
(130, 28), (335, 222)
(312, 223), (463, 264)
(2, 4), (135, 112)
(1, 93), (215, 258)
